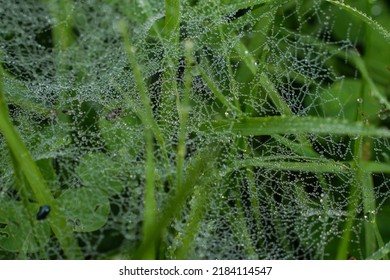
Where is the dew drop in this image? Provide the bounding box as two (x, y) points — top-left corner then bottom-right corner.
(356, 98), (363, 103)
(371, 5), (382, 16)
(224, 109), (236, 118)
(364, 211), (375, 223)
(377, 108), (389, 120)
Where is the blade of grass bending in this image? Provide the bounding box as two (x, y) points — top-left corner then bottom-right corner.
(325, 0), (390, 44)
(0, 65), (83, 259)
(207, 116), (390, 137)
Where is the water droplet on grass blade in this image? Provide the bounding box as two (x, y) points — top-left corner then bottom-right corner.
(377, 108), (389, 120)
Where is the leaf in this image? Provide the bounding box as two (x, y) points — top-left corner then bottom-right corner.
(57, 188), (110, 232)
(99, 112), (143, 156)
(76, 152), (125, 196)
(0, 199), (51, 253)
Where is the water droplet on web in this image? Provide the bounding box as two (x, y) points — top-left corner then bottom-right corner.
(224, 109), (236, 118)
(364, 211), (375, 223)
(377, 108), (389, 120)
(2, 0), (390, 260)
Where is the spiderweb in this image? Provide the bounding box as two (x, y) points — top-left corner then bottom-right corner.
(1, 0), (390, 260)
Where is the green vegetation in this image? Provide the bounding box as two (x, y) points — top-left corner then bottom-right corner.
(1, 0), (390, 259)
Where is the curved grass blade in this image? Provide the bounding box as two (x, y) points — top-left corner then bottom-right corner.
(326, 0), (390, 44)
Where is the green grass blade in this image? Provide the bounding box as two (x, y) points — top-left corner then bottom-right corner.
(133, 146), (219, 259)
(361, 161), (390, 173)
(231, 159), (350, 173)
(0, 65), (83, 259)
(206, 116), (390, 137)
(159, 0), (180, 128)
(176, 40), (194, 189)
(140, 129), (157, 259)
(119, 21), (164, 143)
(367, 240), (390, 260)
(119, 20), (172, 174)
(272, 135), (319, 158)
(174, 185), (210, 259)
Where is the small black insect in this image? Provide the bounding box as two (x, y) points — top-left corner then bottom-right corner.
(36, 205), (51, 220)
